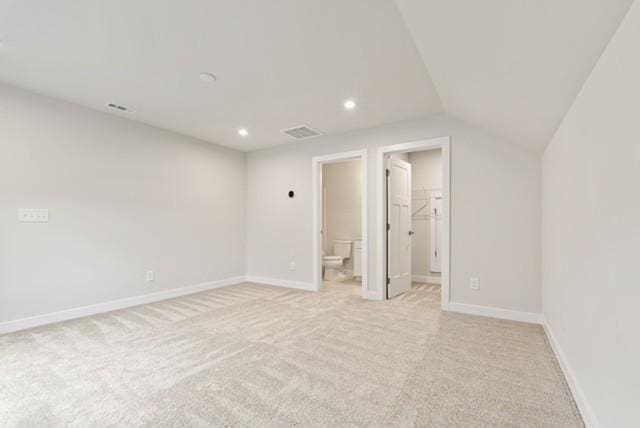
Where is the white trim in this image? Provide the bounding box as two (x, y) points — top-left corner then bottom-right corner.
(448, 302), (543, 324)
(543, 318), (597, 427)
(246, 276), (315, 291)
(366, 290), (383, 300)
(412, 274), (441, 284)
(377, 137), (451, 308)
(0, 276), (246, 335)
(312, 149), (368, 298)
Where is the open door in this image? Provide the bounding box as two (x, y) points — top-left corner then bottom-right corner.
(386, 156), (412, 298)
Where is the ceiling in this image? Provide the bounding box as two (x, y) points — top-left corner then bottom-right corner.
(0, 0), (441, 151)
(395, 0), (634, 151)
(0, 1), (633, 152)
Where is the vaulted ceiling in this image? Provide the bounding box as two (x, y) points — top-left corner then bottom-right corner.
(394, 0), (634, 151)
(0, 0), (633, 151)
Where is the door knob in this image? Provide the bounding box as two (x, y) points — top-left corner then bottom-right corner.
(408, 230), (414, 236)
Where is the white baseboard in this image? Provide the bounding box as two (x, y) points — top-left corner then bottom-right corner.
(246, 275), (315, 291)
(448, 302), (543, 324)
(543, 318), (597, 427)
(0, 276), (246, 335)
(412, 274), (441, 284)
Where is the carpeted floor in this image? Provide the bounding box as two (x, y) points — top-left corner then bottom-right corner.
(0, 281), (583, 427)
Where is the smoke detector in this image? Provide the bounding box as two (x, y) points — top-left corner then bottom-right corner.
(281, 125), (322, 140)
(199, 73), (217, 83)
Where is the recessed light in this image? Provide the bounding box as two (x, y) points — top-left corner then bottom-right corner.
(344, 99), (356, 111)
(238, 128), (249, 137)
(199, 72), (217, 83)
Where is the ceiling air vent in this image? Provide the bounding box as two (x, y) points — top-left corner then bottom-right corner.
(105, 103), (135, 114)
(281, 125), (322, 140)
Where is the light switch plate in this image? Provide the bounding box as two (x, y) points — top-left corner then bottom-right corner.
(19, 208), (49, 223)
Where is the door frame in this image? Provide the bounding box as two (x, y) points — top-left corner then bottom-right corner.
(312, 149), (368, 297)
(376, 137), (450, 309)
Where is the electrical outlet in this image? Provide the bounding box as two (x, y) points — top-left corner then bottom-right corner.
(289, 261), (296, 271)
(146, 270), (154, 282)
(18, 208), (49, 223)
(470, 277), (479, 290)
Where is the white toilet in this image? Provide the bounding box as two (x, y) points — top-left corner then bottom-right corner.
(323, 240), (352, 281)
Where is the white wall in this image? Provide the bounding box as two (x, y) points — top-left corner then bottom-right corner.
(390, 152), (409, 162)
(0, 83), (246, 323)
(408, 149), (442, 279)
(247, 115), (541, 313)
(322, 160), (362, 271)
(542, 2), (640, 426)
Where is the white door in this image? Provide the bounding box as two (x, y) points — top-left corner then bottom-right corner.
(430, 194), (442, 272)
(387, 156), (412, 298)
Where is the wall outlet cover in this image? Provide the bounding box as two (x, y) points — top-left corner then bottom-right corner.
(289, 261), (296, 271)
(146, 270), (154, 282)
(18, 208), (49, 223)
(470, 277), (480, 290)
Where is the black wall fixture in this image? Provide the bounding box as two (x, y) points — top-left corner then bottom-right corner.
(288, 190), (295, 198)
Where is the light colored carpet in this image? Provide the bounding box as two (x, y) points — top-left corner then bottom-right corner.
(0, 281), (583, 427)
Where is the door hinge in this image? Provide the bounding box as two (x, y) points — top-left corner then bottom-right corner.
(435, 249), (438, 257)
(387, 223), (390, 231)
(386, 277), (390, 285)
(386, 168), (390, 177)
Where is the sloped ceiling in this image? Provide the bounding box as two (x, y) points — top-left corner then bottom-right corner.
(0, 0), (441, 151)
(0, 1), (634, 151)
(395, 0), (634, 151)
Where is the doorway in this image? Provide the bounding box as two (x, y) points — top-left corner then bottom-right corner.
(312, 150), (368, 297)
(377, 137), (450, 308)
